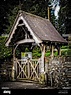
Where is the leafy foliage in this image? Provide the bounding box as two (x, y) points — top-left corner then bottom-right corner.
(0, 36), (12, 60)
(58, 0), (71, 34)
(0, 0), (19, 35)
(0, 0), (49, 35)
(32, 46), (41, 59)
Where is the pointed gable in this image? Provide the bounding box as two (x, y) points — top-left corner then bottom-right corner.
(5, 10), (67, 46)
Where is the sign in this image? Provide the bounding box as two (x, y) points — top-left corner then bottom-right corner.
(21, 52), (32, 60)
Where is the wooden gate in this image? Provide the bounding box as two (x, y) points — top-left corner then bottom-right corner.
(15, 58), (40, 81)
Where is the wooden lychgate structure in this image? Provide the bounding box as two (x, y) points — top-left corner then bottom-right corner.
(5, 10), (67, 83)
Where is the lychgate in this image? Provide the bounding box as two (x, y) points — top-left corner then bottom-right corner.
(5, 10), (67, 83)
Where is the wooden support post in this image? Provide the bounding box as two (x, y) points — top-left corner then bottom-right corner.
(40, 44), (45, 73)
(12, 45), (18, 81)
(12, 48), (15, 81)
(40, 44), (45, 83)
(51, 45), (54, 59)
(58, 46), (61, 56)
(15, 59), (17, 78)
(12, 64), (15, 81)
(48, 7), (50, 20)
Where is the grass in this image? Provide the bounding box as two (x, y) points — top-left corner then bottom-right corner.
(61, 45), (71, 56)
(45, 46), (71, 57)
(32, 45), (71, 59)
(61, 49), (71, 56)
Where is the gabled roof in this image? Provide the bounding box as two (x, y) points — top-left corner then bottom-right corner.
(5, 10), (67, 46)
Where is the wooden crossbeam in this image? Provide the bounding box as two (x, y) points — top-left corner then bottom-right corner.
(18, 23), (24, 26)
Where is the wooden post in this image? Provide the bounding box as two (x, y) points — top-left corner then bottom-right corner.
(12, 48), (15, 81)
(28, 61), (30, 78)
(40, 44), (45, 82)
(48, 7), (50, 20)
(58, 46), (61, 56)
(12, 45), (18, 81)
(12, 65), (15, 80)
(51, 45), (54, 59)
(40, 44), (45, 73)
(15, 59), (17, 78)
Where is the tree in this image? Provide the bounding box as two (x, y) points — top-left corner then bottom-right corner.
(0, 0), (50, 35)
(0, 36), (12, 62)
(58, 0), (71, 34)
(0, 0), (19, 35)
(47, 0), (59, 30)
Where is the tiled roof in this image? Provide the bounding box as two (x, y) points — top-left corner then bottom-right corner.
(22, 11), (67, 43)
(5, 10), (67, 46)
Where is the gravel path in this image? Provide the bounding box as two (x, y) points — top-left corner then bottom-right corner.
(0, 81), (54, 89)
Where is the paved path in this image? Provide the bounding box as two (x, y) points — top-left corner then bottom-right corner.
(0, 81), (54, 89)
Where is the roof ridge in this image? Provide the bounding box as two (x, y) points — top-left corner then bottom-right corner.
(20, 10), (49, 22)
